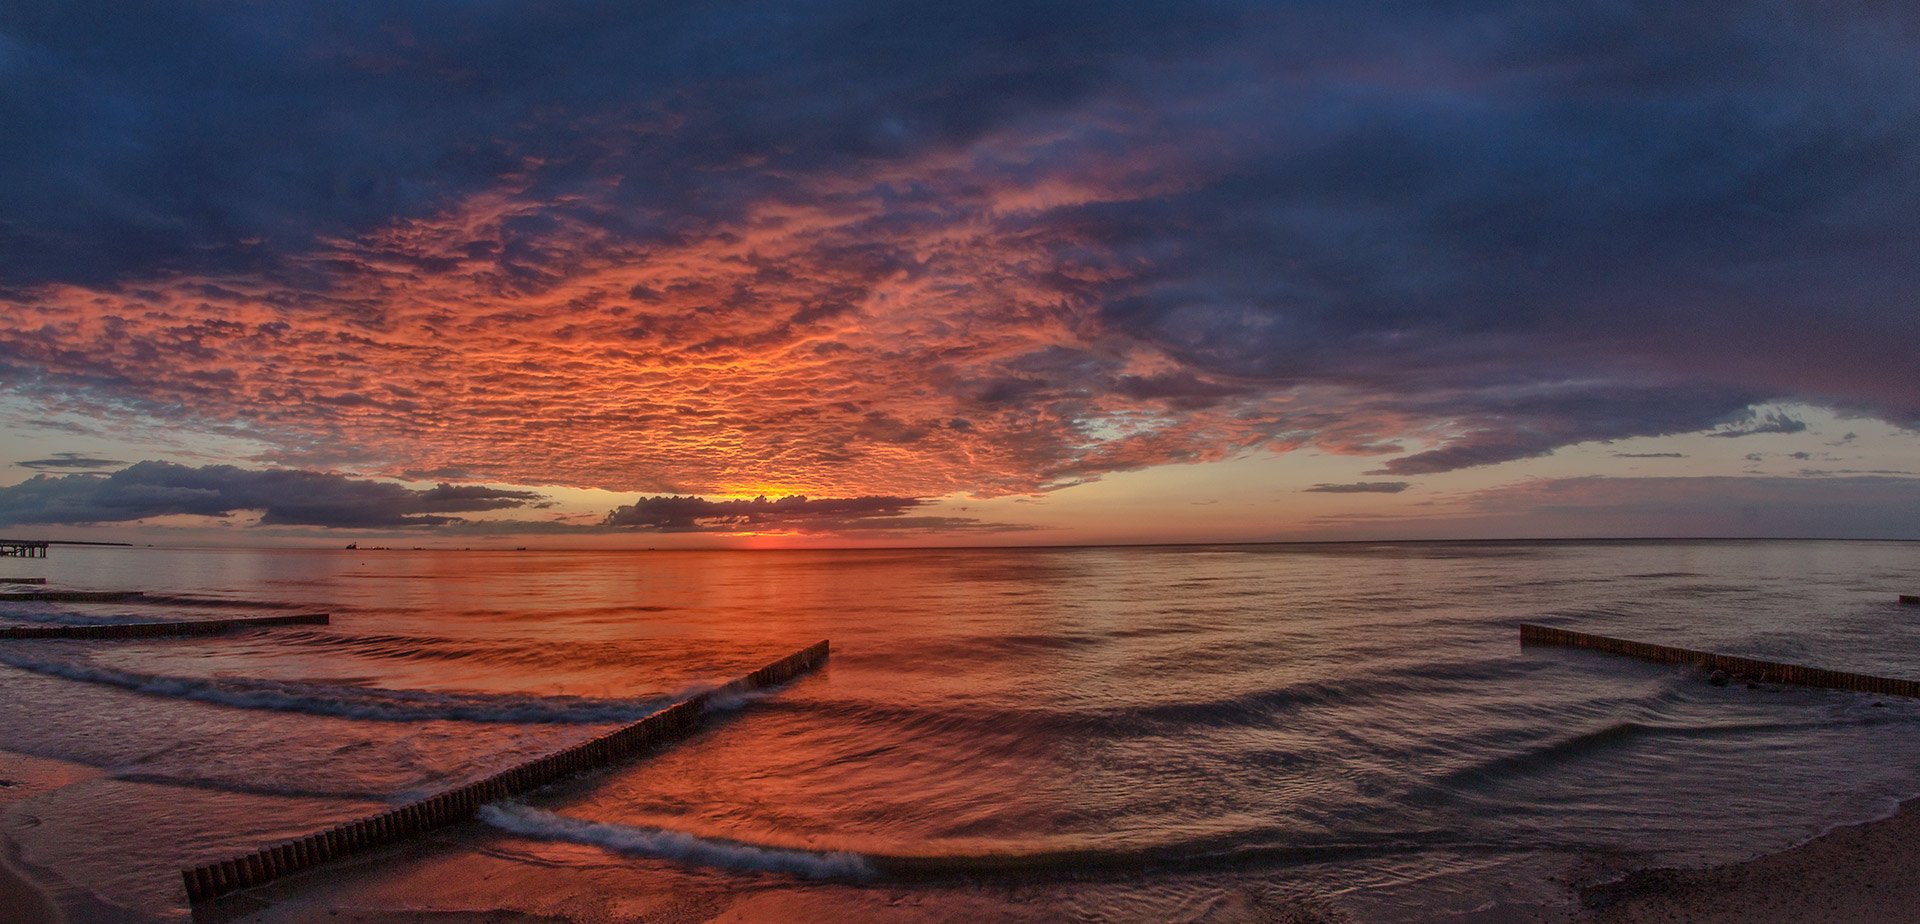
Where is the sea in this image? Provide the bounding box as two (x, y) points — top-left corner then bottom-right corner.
(2, 540), (1919, 922)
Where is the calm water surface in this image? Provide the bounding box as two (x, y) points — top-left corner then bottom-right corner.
(3, 541), (1919, 921)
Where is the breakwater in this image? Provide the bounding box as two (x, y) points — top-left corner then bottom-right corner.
(0, 612), (330, 640)
(180, 639), (830, 903)
(1520, 624), (1920, 698)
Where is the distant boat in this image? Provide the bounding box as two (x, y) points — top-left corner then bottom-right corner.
(344, 542), (357, 550)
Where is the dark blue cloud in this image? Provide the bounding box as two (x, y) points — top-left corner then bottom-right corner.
(0, 462), (543, 527)
(15, 452), (126, 472)
(0, 0), (1241, 287)
(601, 494), (1013, 533)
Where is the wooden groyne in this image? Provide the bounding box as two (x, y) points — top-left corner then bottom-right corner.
(0, 589), (143, 602)
(1900, 594), (1919, 606)
(180, 639), (831, 904)
(1520, 624), (1920, 698)
(0, 613), (330, 640)
(0, 577), (48, 584)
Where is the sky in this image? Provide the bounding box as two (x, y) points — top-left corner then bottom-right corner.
(1, 1), (1918, 547)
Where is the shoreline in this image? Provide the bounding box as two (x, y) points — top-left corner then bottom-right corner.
(1580, 793), (1920, 922)
(0, 763), (69, 924)
(0, 855), (62, 924)
(0, 749), (110, 924)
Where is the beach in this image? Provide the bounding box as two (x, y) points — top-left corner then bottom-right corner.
(1, 751), (92, 924)
(1, 858), (62, 924)
(1582, 795), (1920, 923)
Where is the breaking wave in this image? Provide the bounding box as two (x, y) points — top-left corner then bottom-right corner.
(480, 804), (877, 879)
(479, 804), (1458, 882)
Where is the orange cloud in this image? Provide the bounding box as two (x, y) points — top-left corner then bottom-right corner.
(0, 149), (1301, 498)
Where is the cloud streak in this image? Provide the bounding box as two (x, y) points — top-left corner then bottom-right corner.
(1303, 482), (1409, 494)
(16, 452), (127, 472)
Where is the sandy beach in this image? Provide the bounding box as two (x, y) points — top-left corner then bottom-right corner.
(0, 860), (62, 924)
(1581, 795), (1920, 923)
(0, 753), (77, 924)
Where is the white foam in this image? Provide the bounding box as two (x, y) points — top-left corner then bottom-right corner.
(479, 803), (876, 880)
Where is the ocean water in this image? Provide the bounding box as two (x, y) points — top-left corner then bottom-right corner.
(3, 540), (1919, 922)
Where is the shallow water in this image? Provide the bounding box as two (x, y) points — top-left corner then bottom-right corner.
(3, 540), (1919, 921)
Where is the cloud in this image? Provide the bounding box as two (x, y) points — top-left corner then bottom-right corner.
(1708, 410), (1809, 438)
(0, 2), (1917, 496)
(600, 494), (1020, 534)
(0, 462), (544, 528)
(16, 452), (127, 472)
(1458, 475), (1920, 539)
(1308, 475), (1920, 540)
(1303, 482), (1409, 494)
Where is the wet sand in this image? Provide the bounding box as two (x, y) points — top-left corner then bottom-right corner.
(0, 860), (62, 924)
(0, 754), (71, 924)
(1582, 796), (1920, 923)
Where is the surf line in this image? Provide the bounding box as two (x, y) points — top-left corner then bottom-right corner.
(0, 612), (329, 640)
(179, 639), (831, 904)
(1520, 624), (1920, 698)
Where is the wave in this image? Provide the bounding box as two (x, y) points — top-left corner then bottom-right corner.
(265, 629), (719, 678)
(1430, 717), (1892, 789)
(0, 651), (677, 724)
(133, 594), (303, 609)
(479, 804), (877, 879)
(762, 660), (1523, 741)
(109, 771), (390, 803)
(269, 629), (549, 667)
(480, 805), (1465, 883)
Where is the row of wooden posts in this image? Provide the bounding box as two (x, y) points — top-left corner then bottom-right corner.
(0, 589), (143, 603)
(181, 639), (830, 904)
(1520, 623), (1920, 698)
(0, 612), (330, 640)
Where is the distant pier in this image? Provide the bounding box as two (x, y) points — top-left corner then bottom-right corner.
(1521, 623), (1920, 698)
(0, 538), (133, 558)
(0, 539), (48, 558)
(1900, 594), (1919, 606)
